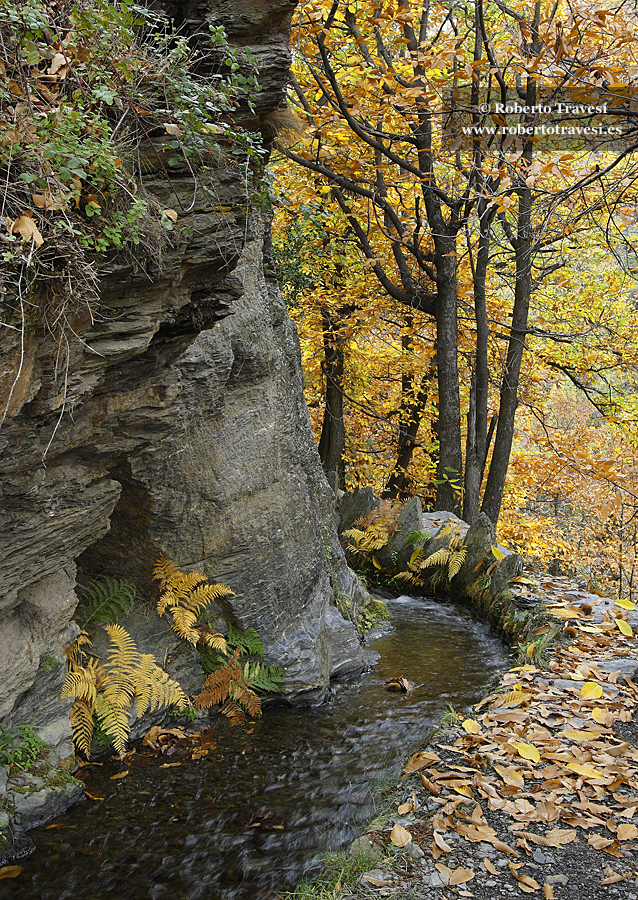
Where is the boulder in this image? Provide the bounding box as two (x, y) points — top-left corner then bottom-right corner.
(338, 487), (381, 534)
(374, 496), (423, 573)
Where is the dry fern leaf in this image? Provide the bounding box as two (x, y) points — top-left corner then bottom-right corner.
(448, 548), (468, 579)
(69, 699), (95, 755)
(95, 694), (130, 754)
(421, 547), (453, 570)
(152, 555), (182, 590)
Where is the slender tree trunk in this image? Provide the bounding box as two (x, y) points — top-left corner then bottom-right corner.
(480, 3), (540, 526)
(382, 366), (433, 499)
(463, 209), (491, 522)
(434, 245), (463, 515)
(317, 310), (346, 488)
(481, 186), (533, 524)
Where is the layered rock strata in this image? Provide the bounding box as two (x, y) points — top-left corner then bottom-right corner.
(0, 0), (366, 787)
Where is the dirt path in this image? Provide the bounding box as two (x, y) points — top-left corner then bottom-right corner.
(319, 577), (638, 900)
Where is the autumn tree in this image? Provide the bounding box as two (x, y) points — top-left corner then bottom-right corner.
(279, 0), (638, 524)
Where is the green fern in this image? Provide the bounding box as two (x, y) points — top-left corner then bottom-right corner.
(227, 623), (265, 658)
(75, 577), (136, 630)
(244, 660), (284, 693)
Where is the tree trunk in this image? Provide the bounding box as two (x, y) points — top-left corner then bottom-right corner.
(317, 310), (346, 488)
(463, 209), (491, 523)
(481, 186), (533, 524)
(382, 366), (432, 500)
(434, 245), (463, 515)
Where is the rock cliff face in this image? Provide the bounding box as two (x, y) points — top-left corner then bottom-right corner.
(0, 0), (366, 760)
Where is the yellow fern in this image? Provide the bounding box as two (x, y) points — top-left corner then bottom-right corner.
(421, 547), (454, 570)
(62, 626), (188, 756)
(448, 547), (468, 579)
(153, 555), (232, 652)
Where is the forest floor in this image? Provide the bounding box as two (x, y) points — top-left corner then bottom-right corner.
(300, 575), (638, 900)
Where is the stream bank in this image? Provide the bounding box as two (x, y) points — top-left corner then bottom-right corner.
(308, 575), (638, 900)
(0, 596), (508, 899)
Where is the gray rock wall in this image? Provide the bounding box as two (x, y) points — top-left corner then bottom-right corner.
(0, 0), (365, 755)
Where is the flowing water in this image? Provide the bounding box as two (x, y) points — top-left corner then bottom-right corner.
(4, 596), (507, 900)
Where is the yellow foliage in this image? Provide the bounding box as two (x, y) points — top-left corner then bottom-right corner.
(153, 555), (233, 650)
(62, 626), (188, 755)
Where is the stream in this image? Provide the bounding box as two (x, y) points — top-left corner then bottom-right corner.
(4, 596), (508, 900)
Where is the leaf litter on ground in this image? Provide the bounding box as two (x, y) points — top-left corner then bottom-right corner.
(360, 575), (638, 897)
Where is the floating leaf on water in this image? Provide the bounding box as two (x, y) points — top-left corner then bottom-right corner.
(0, 867), (22, 880)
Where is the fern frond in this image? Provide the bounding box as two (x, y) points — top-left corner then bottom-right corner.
(170, 572), (207, 602)
(61, 661), (98, 707)
(420, 547), (453, 569)
(194, 667), (232, 709)
(152, 555), (182, 590)
(170, 606), (199, 644)
(75, 577), (136, 630)
(230, 681), (261, 718)
(202, 631), (227, 651)
(69, 699), (95, 755)
(448, 547), (468, 579)
(227, 623), (264, 658)
(95, 695), (130, 754)
(103, 624), (138, 657)
(220, 700), (247, 724)
(186, 582), (235, 614)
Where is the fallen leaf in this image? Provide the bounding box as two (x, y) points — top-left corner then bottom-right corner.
(566, 763), (604, 779)
(462, 718), (482, 734)
(580, 682), (603, 700)
(159, 762), (182, 768)
(398, 801), (412, 815)
(588, 833), (615, 849)
(494, 764), (525, 787)
(419, 772), (442, 795)
(484, 857), (499, 875)
(543, 884), (554, 899)
(617, 823), (637, 841)
(601, 871), (631, 885)
(390, 823), (412, 847)
(163, 208), (178, 222)
(450, 867), (475, 885)
(513, 741), (540, 763)
(615, 619), (633, 637)
(0, 866), (22, 880)
(363, 875), (393, 887)
(8, 212), (44, 247)
(110, 770), (129, 780)
(404, 750), (440, 773)
(614, 599), (636, 611)
(83, 791), (104, 801)
(434, 831), (453, 853)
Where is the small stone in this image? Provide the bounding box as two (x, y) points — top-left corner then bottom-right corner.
(532, 849), (548, 864)
(546, 874), (569, 885)
(485, 880), (497, 887)
(406, 842), (425, 860)
(496, 857), (509, 867)
(430, 870), (450, 887)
